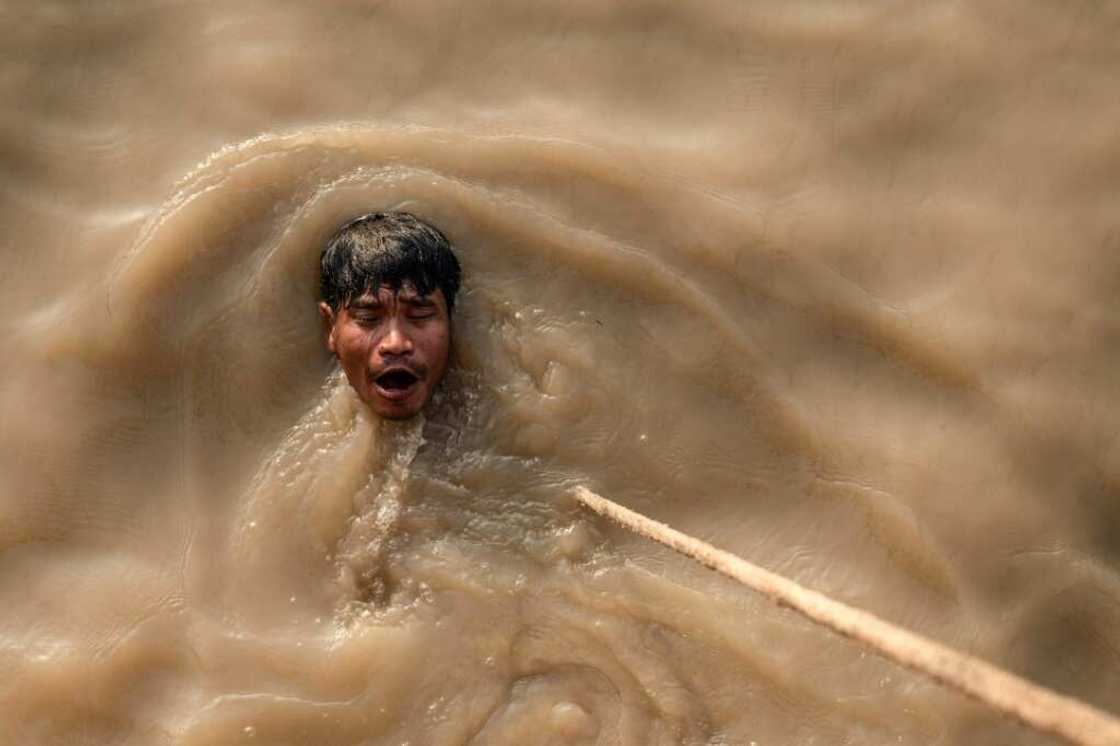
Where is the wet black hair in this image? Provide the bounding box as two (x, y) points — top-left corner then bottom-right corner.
(319, 211), (462, 312)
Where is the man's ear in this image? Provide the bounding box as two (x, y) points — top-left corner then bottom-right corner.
(318, 302), (337, 354)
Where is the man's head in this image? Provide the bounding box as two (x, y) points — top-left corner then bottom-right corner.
(319, 211), (461, 420)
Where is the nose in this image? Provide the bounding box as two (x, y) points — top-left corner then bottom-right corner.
(377, 318), (413, 356)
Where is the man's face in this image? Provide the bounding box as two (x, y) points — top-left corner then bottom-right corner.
(319, 284), (451, 420)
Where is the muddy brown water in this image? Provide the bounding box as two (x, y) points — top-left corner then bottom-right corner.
(3, 2), (1120, 744)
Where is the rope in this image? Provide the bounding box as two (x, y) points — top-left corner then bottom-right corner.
(573, 486), (1120, 746)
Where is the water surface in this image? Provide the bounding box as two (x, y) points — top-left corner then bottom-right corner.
(2, 2), (1120, 744)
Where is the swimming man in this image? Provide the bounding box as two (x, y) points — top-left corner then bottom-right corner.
(318, 211), (461, 419)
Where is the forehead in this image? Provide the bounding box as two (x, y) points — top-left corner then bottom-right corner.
(348, 284), (446, 306)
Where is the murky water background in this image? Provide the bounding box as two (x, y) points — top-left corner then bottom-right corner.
(3, 2), (1120, 744)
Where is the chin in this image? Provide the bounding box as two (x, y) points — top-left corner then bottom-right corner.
(375, 406), (423, 421)
(367, 392), (428, 420)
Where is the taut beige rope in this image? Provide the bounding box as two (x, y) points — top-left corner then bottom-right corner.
(573, 486), (1120, 746)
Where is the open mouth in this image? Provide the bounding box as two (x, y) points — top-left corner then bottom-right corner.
(373, 368), (421, 400)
